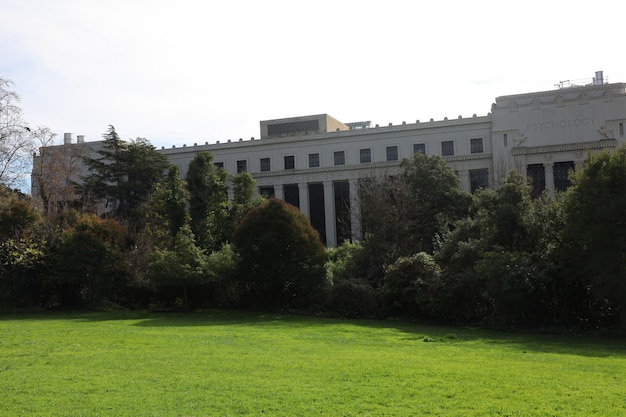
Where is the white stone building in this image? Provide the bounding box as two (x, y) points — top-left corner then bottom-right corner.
(32, 72), (626, 246)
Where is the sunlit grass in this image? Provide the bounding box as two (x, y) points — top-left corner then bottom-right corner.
(1, 311), (625, 416)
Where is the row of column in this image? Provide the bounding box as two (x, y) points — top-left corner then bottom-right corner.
(526, 160), (583, 194)
(272, 179), (361, 247)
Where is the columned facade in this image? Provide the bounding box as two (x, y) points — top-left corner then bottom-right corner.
(32, 76), (626, 246)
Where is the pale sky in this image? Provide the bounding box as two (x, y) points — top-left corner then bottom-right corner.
(2, 0), (625, 149)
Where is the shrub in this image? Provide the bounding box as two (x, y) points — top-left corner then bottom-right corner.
(326, 240), (362, 283)
(232, 198), (327, 310)
(44, 214), (131, 308)
(381, 252), (441, 317)
(325, 278), (379, 318)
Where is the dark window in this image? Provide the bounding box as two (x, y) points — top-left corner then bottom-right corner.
(441, 140), (454, 156)
(334, 151), (345, 166)
(503, 134), (508, 147)
(413, 143), (426, 154)
(470, 138), (484, 154)
(260, 158), (270, 172)
(554, 161), (575, 192)
(237, 160), (247, 173)
(360, 148), (371, 163)
(283, 184), (299, 209)
(386, 146), (399, 161)
(620, 123), (624, 137)
(527, 164), (545, 199)
(334, 181), (351, 244)
(259, 186), (274, 198)
(469, 169), (488, 192)
(309, 153), (320, 168)
(308, 183), (326, 244)
(214, 162), (224, 169)
(284, 155), (295, 170)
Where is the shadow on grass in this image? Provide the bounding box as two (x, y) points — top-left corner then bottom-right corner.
(2, 309), (625, 358)
(132, 310), (626, 358)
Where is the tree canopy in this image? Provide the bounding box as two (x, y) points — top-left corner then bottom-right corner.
(80, 126), (170, 222)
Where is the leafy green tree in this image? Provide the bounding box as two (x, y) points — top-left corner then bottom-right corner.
(0, 190), (43, 307)
(435, 172), (563, 326)
(0, 236), (44, 307)
(226, 172), (261, 240)
(81, 126), (170, 222)
(232, 198), (328, 310)
(0, 197), (39, 239)
(148, 225), (210, 308)
(560, 146), (626, 329)
(381, 252), (441, 317)
(45, 214), (131, 308)
(357, 152), (470, 286)
(185, 151), (228, 251)
(141, 165), (189, 248)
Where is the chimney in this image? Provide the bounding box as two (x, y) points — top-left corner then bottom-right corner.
(594, 71), (604, 85)
(63, 133), (73, 144)
(77, 135), (85, 143)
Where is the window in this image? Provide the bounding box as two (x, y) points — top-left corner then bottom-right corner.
(527, 164), (545, 199)
(258, 186), (274, 198)
(283, 184), (300, 209)
(284, 155), (295, 170)
(470, 138), (484, 154)
(360, 148), (371, 163)
(413, 143), (426, 154)
(441, 141), (454, 156)
(469, 169), (488, 192)
(334, 151), (345, 166)
(214, 162), (224, 169)
(308, 153), (320, 168)
(236, 160), (247, 173)
(260, 157), (270, 172)
(386, 145), (399, 161)
(503, 133), (508, 147)
(554, 161), (575, 192)
(620, 123), (624, 137)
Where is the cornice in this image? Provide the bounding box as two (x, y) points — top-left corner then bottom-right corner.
(511, 139), (617, 156)
(443, 153), (493, 163)
(252, 160), (401, 180)
(496, 83), (626, 103)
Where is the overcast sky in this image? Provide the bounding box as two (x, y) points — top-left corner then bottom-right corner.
(2, 0), (625, 149)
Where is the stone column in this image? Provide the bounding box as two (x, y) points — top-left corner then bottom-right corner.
(348, 178), (362, 241)
(323, 180), (337, 247)
(458, 169), (470, 193)
(274, 184), (284, 201)
(544, 162), (555, 193)
(298, 183), (309, 218)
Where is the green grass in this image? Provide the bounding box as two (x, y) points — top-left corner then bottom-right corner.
(1, 311), (625, 416)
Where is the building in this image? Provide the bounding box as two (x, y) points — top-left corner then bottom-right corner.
(32, 72), (626, 246)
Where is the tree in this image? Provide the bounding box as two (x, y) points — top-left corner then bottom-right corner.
(141, 165), (189, 248)
(232, 198), (328, 310)
(185, 151), (228, 251)
(226, 172), (261, 240)
(435, 172), (564, 326)
(0, 78), (36, 189)
(560, 146), (626, 329)
(80, 126), (170, 223)
(0, 188), (43, 308)
(45, 214), (131, 308)
(148, 225), (210, 308)
(357, 153), (470, 286)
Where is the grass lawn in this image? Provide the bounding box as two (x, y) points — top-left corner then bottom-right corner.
(1, 311), (625, 416)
